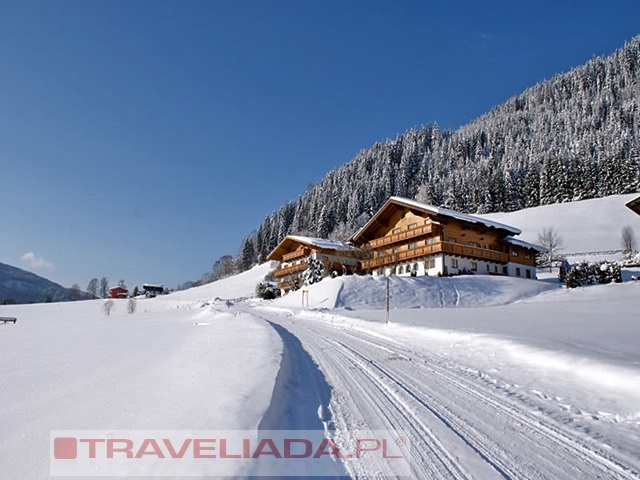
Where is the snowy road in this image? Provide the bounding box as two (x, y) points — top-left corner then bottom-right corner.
(245, 305), (640, 479)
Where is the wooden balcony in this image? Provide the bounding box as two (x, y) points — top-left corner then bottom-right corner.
(441, 242), (510, 263)
(282, 248), (310, 262)
(362, 241), (509, 270)
(365, 225), (432, 249)
(273, 261), (308, 278)
(277, 280), (293, 290)
(363, 243), (441, 269)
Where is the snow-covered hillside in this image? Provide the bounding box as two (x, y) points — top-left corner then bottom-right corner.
(482, 193), (640, 260)
(2, 195), (640, 478)
(168, 261), (274, 302)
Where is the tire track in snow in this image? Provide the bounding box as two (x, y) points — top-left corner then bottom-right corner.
(312, 323), (639, 480)
(248, 305), (639, 479)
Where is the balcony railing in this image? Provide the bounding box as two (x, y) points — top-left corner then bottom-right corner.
(282, 248), (310, 262)
(277, 280), (293, 290)
(362, 241), (509, 270)
(273, 261), (308, 278)
(363, 243), (442, 269)
(365, 225), (433, 249)
(442, 242), (510, 262)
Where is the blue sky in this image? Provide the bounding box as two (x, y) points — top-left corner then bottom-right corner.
(1, 0), (639, 290)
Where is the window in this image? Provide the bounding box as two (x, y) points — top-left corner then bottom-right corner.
(525, 253), (531, 259)
(471, 262), (477, 271)
(451, 259), (458, 269)
(408, 223), (417, 230)
(516, 268), (521, 277)
(486, 264), (490, 272)
(526, 269), (531, 279)
(392, 227), (401, 235)
(425, 237), (435, 245)
(408, 243), (418, 250)
(427, 259), (436, 269)
(393, 247), (402, 253)
(494, 266), (498, 273)
(449, 238), (457, 243)
(468, 242), (478, 247)
(512, 250), (518, 257)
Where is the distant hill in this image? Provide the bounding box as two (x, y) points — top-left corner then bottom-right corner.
(0, 263), (92, 304)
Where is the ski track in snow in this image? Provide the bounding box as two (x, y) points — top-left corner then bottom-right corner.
(242, 304), (640, 480)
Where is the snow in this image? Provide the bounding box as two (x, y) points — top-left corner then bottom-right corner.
(274, 273), (557, 310)
(503, 235), (549, 252)
(482, 193), (640, 260)
(167, 261), (274, 302)
(2, 195), (640, 478)
(285, 235), (362, 252)
(0, 295), (281, 478)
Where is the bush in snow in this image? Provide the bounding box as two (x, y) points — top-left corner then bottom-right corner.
(565, 261), (622, 288)
(127, 297), (137, 314)
(102, 299), (115, 316)
(558, 259), (571, 283)
(303, 258), (326, 286)
(596, 262), (622, 284)
(617, 251), (640, 267)
(256, 282), (277, 300)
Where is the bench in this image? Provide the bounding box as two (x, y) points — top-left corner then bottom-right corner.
(0, 317), (17, 325)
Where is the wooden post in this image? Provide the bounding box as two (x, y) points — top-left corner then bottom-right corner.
(385, 276), (390, 325)
(302, 289), (309, 309)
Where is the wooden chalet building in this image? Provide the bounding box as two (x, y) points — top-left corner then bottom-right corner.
(349, 197), (546, 280)
(626, 195), (640, 215)
(267, 235), (367, 292)
(109, 286), (129, 299)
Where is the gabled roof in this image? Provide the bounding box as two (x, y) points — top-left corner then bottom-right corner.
(626, 195), (640, 215)
(504, 236), (548, 253)
(349, 196), (521, 243)
(267, 235), (362, 261)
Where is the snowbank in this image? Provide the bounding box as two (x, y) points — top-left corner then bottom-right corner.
(274, 274), (556, 310)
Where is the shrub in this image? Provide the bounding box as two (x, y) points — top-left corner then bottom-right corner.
(565, 261), (622, 288)
(256, 282), (277, 300)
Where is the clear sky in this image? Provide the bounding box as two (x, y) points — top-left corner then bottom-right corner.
(1, 0), (639, 290)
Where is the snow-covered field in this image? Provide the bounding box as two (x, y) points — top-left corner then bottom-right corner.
(0, 273), (282, 478)
(2, 194), (640, 478)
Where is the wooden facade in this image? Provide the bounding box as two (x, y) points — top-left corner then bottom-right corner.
(109, 286), (129, 299)
(349, 197), (544, 279)
(626, 195), (640, 215)
(267, 236), (367, 292)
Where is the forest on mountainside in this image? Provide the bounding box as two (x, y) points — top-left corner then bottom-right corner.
(192, 35), (640, 286)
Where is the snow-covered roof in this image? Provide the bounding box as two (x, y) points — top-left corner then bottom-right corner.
(504, 236), (548, 252)
(286, 235), (362, 252)
(267, 235), (363, 261)
(389, 197), (522, 234)
(350, 196), (522, 243)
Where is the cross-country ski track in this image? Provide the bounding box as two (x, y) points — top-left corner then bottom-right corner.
(238, 303), (640, 479)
